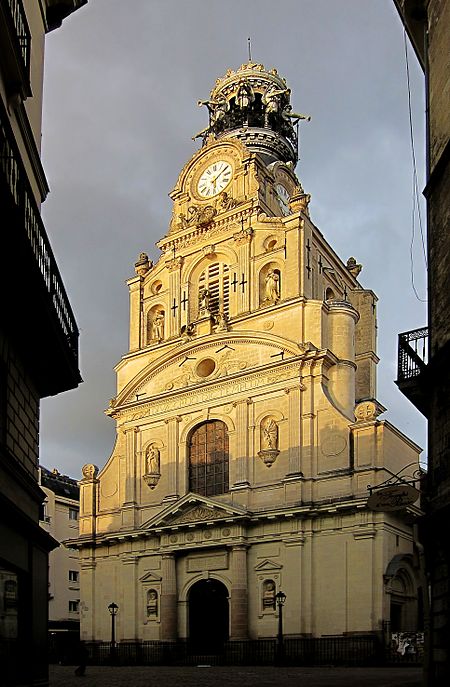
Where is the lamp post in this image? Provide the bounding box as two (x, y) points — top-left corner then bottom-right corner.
(275, 591), (286, 664)
(108, 602), (118, 663)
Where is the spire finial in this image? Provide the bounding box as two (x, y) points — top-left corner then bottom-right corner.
(248, 37), (252, 62)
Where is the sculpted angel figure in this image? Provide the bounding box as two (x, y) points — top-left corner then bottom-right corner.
(193, 96), (230, 140)
(265, 270), (280, 301)
(262, 419), (278, 450)
(281, 104), (311, 135)
(262, 85), (290, 125)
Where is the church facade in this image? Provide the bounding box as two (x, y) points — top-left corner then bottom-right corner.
(75, 63), (422, 649)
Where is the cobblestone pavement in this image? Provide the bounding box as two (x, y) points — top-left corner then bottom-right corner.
(49, 664), (423, 687)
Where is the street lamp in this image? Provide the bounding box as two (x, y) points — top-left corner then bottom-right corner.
(108, 602), (119, 663)
(275, 591), (286, 664)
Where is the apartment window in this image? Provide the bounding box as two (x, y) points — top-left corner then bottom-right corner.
(69, 570), (79, 583)
(69, 508), (78, 520)
(69, 600), (79, 613)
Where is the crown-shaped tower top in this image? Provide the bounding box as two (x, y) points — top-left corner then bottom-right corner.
(194, 63), (310, 167)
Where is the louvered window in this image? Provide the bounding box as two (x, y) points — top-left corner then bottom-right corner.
(198, 263), (230, 317)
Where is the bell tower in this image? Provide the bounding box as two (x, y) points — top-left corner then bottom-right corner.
(76, 63), (421, 651)
(193, 62), (310, 166)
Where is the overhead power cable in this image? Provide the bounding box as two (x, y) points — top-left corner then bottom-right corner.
(404, 29), (427, 303)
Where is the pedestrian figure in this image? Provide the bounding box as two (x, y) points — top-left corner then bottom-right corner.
(74, 642), (88, 677)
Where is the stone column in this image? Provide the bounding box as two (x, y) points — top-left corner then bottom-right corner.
(232, 399), (250, 486)
(230, 545), (248, 639)
(160, 554), (177, 640)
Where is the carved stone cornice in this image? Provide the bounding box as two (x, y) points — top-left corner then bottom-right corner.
(165, 256), (184, 272)
(233, 226), (254, 245)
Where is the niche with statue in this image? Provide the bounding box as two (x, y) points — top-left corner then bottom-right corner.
(258, 417), (280, 467)
(143, 443), (161, 489)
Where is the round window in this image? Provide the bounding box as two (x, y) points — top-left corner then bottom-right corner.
(196, 358), (216, 377)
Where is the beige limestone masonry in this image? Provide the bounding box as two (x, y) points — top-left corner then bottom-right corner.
(73, 64), (423, 645)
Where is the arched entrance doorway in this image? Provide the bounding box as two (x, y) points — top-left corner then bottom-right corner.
(188, 579), (229, 652)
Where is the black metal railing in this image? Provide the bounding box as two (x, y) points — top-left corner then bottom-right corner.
(0, 106), (79, 362)
(397, 327), (428, 382)
(3, 0), (31, 78)
(70, 635), (422, 668)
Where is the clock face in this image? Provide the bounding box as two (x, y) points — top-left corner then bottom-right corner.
(197, 160), (232, 198)
(275, 183), (290, 216)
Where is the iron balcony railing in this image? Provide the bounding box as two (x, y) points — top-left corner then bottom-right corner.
(0, 106), (79, 363)
(2, 0), (31, 82)
(397, 327), (428, 382)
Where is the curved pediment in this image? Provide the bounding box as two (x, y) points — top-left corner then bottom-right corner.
(114, 333), (307, 408)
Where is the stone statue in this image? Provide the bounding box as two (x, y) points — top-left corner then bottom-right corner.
(214, 311), (229, 332)
(346, 256), (362, 278)
(82, 464), (99, 481)
(262, 419), (278, 450)
(265, 270), (280, 302)
(135, 252), (152, 277)
(198, 287), (210, 313)
(151, 310), (165, 341)
(210, 96), (229, 126)
(263, 580), (276, 609)
(193, 96), (230, 140)
(145, 445), (160, 474)
(146, 589), (158, 617)
(262, 418), (278, 449)
(236, 80), (255, 110)
(280, 104), (311, 135)
(176, 213), (188, 231)
(217, 191), (238, 211)
(262, 85), (289, 126)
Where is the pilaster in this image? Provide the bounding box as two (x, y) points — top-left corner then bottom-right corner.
(127, 276), (142, 352)
(232, 399), (251, 486)
(121, 555), (138, 640)
(80, 558), (96, 641)
(166, 256), (183, 338)
(164, 416), (181, 500)
(230, 544), (248, 640)
(160, 554), (177, 640)
(233, 227), (253, 314)
(286, 385), (302, 476)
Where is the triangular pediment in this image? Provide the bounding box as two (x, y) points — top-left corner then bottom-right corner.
(254, 559), (283, 572)
(141, 493), (248, 531)
(139, 571), (162, 583)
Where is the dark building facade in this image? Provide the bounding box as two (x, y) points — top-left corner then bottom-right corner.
(0, 1), (85, 684)
(394, 1), (450, 685)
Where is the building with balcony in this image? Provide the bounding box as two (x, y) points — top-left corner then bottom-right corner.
(0, 1), (85, 684)
(39, 467), (80, 662)
(393, 1), (450, 685)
